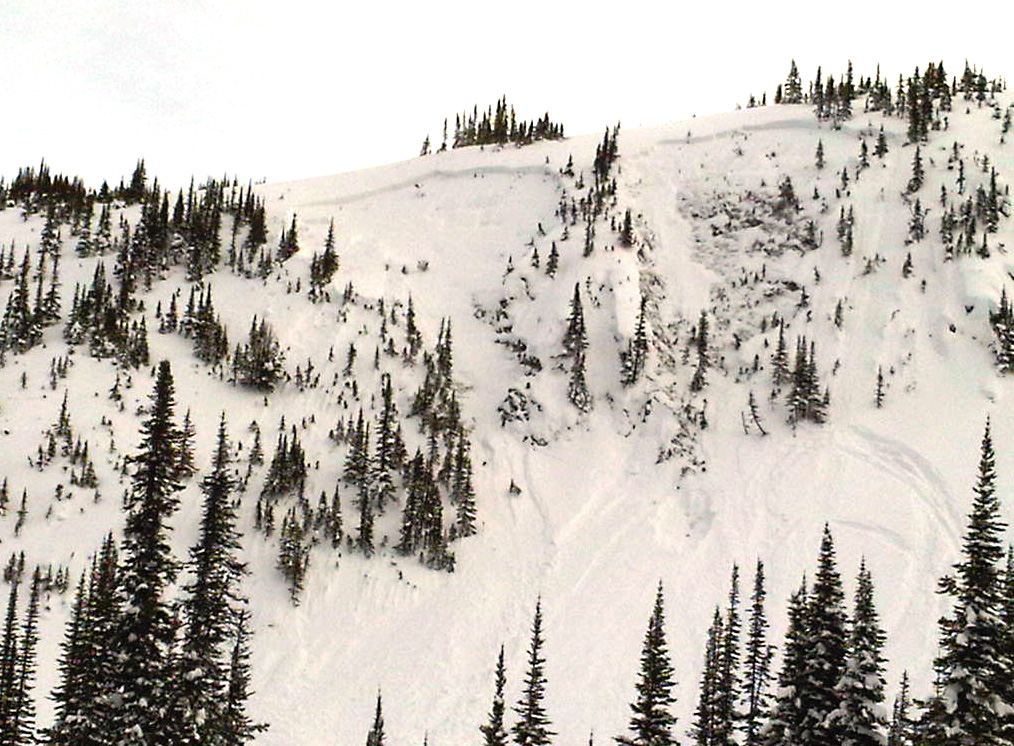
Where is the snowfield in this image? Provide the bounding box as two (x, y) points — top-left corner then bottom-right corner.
(1, 87), (1013, 745)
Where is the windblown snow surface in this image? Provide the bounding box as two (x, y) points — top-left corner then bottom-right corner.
(1, 92), (1013, 745)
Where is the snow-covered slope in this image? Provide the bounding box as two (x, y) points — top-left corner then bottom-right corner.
(1, 86), (1013, 745)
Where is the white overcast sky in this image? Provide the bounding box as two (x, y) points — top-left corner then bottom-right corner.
(1, 0), (1009, 190)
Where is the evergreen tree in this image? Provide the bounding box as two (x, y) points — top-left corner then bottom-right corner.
(481, 645), (510, 746)
(828, 560), (887, 746)
(713, 566), (741, 746)
(887, 672), (913, 746)
(617, 582), (678, 746)
(568, 350), (593, 413)
(221, 609), (267, 745)
(763, 578), (809, 746)
(563, 284), (587, 360)
(111, 359), (185, 746)
(233, 316), (285, 391)
(47, 535), (120, 746)
(690, 311), (709, 393)
(875, 127), (889, 158)
(622, 296), (649, 386)
(177, 407), (197, 480)
(691, 608), (723, 746)
(546, 243), (559, 278)
(277, 508), (309, 603)
(366, 692), (386, 746)
(8, 568), (40, 746)
(784, 60), (803, 104)
(797, 525), (848, 746)
(907, 146), (924, 193)
(513, 599), (554, 746)
(0, 576), (19, 742)
(922, 419), (1009, 746)
(451, 434), (478, 537)
(179, 414), (253, 745)
(373, 374), (402, 511)
(277, 214), (300, 262)
(741, 560), (773, 746)
(770, 321), (789, 391)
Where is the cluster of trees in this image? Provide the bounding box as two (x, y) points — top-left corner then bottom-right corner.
(241, 306), (479, 599)
(0, 156), (290, 377)
(940, 157), (1009, 260)
(990, 287), (1014, 373)
(0, 159), (89, 216)
(158, 284), (231, 365)
(770, 323), (829, 425)
(775, 59), (1005, 132)
(309, 218), (340, 298)
(428, 97), (565, 153)
(0, 237), (62, 358)
(0, 362), (264, 745)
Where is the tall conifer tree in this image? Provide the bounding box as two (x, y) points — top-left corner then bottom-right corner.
(829, 560), (888, 746)
(741, 560), (773, 746)
(481, 645), (510, 746)
(112, 359), (185, 746)
(923, 419), (1009, 746)
(513, 599), (554, 746)
(617, 582), (678, 746)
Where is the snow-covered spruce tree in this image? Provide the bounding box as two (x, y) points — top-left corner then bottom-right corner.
(568, 350), (593, 413)
(921, 419), (1010, 746)
(309, 217), (339, 293)
(343, 410), (371, 494)
(906, 146), (924, 193)
(451, 433), (478, 537)
(763, 577), (809, 746)
(0, 575), (20, 739)
(563, 284), (587, 361)
(887, 671), (914, 746)
(4, 568), (40, 746)
(617, 582), (678, 746)
(233, 316), (285, 391)
(111, 359), (185, 746)
(797, 525), (848, 746)
(622, 296), (649, 387)
(783, 60), (803, 104)
(1002, 547), (1014, 741)
(990, 287), (1014, 373)
(47, 534), (120, 746)
(481, 645), (510, 746)
(741, 560), (773, 746)
(277, 507), (309, 603)
(221, 608), (267, 746)
(787, 338), (827, 425)
(770, 321), (789, 393)
(513, 598), (554, 746)
(176, 407), (197, 480)
(277, 213), (299, 263)
(827, 559), (888, 746)
(178, 414), (261, 745)
(691, 608), (724, 746)
(372, 373), (403, 512)
(713, 566), (741, 746)
(261, 428), (308, 498)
